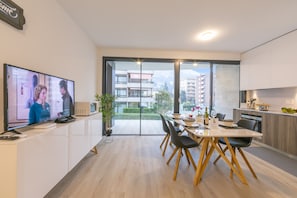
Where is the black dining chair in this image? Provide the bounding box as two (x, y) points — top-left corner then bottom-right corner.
(213, 119), (258, 178)
(159, 114), (181, 156)
(216, 113), (226, 121)
(166, 120), (199, 181)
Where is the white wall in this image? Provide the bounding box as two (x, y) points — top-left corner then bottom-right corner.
(97, 47), (240, 94)
(0, 0), (97, 131)
(240, 30), (297, 90)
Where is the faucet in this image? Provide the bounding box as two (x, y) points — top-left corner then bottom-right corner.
(250, 98), (256, 109)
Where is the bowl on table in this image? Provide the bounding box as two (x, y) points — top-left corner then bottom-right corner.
(173, 113), (181, 119)
(183, 118), (195, 126)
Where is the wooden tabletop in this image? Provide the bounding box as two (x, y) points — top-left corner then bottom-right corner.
(186, 126), (263, 138)
(174, 119), (263, 138)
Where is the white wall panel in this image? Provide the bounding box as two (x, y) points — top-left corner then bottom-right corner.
(0, 0), (97, 131)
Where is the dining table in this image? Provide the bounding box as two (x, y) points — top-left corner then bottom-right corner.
(173, 117), (263, 186)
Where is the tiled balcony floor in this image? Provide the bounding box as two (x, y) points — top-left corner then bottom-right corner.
(112, 119), (164, 135)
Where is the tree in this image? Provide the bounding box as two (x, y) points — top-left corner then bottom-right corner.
(154, 90), (172, 114)
(95, 93), (115, 136)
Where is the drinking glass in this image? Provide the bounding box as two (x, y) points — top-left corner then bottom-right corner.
(210, 109), (216, 118)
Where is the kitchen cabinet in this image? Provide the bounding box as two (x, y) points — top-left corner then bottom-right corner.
(240, 30), (297, 90)
(262, 113), (297, 155)
(234, 108), (297, 156)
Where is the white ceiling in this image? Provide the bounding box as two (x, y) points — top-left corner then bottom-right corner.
(57, 0), (297, 53)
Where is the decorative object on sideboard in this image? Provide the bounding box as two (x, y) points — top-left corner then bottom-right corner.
(0, 0), (26, 30)
(75, 101), (99, 116)
(281, 107), (297, 114)
(95, 93), (115, 136)
(256, 103), (270, 111)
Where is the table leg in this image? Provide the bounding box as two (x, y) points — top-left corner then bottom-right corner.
(238, 148), (258, 179)
(193, 138), (210, 185)
(210, 138), (247, 184)
(223, 137), (248, 185)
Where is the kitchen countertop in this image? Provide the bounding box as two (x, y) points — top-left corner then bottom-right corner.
(234, 108), (297, 117)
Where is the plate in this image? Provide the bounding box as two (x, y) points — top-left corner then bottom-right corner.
(185, 123), (199, 127)
(219, 123), (238, 128)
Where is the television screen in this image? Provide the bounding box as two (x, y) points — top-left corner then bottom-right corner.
(4, 64), (75, 131)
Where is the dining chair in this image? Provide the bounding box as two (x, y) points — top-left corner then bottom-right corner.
(215, 113), (226, 121)
(166, 120), (199, 180)
(213, 119), (258, 178)
(159, 114), (181, 156)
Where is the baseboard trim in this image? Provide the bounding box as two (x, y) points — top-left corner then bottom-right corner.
(252, 140), (297, 161)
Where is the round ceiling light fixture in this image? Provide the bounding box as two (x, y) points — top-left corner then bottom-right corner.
(197, 30), (217, 41)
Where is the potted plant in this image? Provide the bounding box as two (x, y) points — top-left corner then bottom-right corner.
(95, 93), (115, 136)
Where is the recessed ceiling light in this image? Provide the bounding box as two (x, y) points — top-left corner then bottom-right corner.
(197, 30), (217, 41)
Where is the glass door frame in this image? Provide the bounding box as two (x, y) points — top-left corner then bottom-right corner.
(102, 57), (240, 135)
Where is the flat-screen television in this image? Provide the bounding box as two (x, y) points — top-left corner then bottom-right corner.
(3, 63), (75, 131)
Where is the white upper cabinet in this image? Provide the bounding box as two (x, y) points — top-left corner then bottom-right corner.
(240, 30), (297, 90)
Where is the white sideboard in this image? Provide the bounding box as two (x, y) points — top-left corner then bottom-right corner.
(0, 113), (102, 198)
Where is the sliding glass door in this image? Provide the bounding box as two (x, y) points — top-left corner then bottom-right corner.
(141, 62), (174, 135)
(106, 59), (174, 135)
(112, 61), (141, 135)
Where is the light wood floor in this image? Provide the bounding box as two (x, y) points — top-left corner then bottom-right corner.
(45, 136), (297, 198)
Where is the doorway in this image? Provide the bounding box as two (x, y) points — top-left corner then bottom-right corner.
(104, 59), (175, 135)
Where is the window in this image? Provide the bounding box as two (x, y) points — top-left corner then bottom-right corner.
(103, 57), (239, 135)
(116, 89), (127, 97)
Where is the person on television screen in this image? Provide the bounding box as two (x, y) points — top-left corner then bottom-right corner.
(59, 80), (74, 117)
(26, 74), (38, 108)
(28, 85), (51, 124)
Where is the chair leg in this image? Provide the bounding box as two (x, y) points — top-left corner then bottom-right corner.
(238, 148), (258, 179)
(218, 141), (224, 151)
(230, 147), (236, 179)
(162, 134), (170, 156)
(173, 148), (183, 180)
(184, 148), (191, 165)
(160, 134), (169, 148)
(184, 148), (197, 170)
(213, 146), (228, 164)
(167, 147), (179, 165)
(198, 137), (204, 146)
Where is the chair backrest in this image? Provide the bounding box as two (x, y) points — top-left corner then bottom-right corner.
(237, 119), (257, 131)
(159, 114), (170, 134)
(216, 113), (226, 121)
(167, 120), (183, 147)
(236, 119), (257, 145)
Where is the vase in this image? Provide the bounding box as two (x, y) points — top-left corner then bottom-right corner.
(106, 127), (112, 136)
